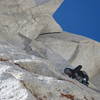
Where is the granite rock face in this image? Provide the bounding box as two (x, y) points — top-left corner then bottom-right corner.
(0, 0), (100, 100)
(37, 32), (100, 78)
(0, 0), (63, 46)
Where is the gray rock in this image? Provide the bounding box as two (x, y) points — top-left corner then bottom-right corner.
(0, 0), (100, 100)
(37, 32), (100, 78)
(0, 0), (62, 43)
(0, 61), (100, 100)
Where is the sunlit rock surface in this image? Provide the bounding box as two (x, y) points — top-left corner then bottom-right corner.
(0, 0), (100, 100)
(37, 32), (100, 78)
(0, 0), (63, 46)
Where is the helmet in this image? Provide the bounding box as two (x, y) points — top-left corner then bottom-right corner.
(64, 68), (73, 77)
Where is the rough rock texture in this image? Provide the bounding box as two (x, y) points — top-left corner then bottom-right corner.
(0, 0), (100, 100)
(0, 0), (63, 46)
(37, 32), (100, 78)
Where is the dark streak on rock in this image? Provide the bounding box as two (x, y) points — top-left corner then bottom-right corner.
(34, 94), (44, 100)
(14, 63), (27, 70)
(0, 58), (9, 61)
(14, 63), (21, 66)
(60, 93), (74, 100)
(21, 81), (32, 94)
(84, 96), (88, 100)
(43, 95), (47, 99)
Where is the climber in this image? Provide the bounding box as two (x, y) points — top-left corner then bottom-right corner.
(64, 65), (89, 86)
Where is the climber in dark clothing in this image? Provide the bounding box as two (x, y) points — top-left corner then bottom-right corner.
(64, 65), (89, 86)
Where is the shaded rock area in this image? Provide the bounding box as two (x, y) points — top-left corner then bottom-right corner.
(0, 0), (100, 100)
